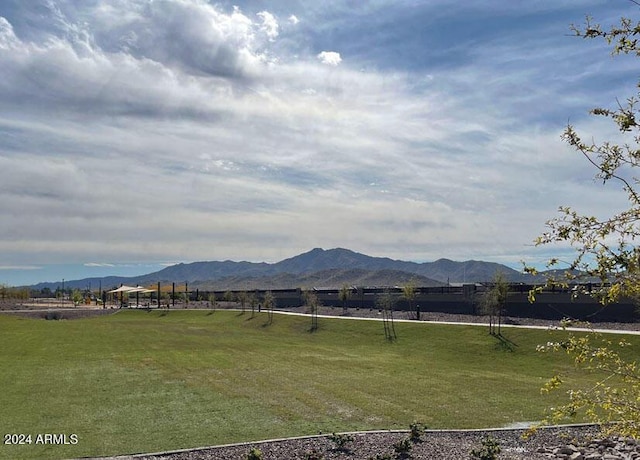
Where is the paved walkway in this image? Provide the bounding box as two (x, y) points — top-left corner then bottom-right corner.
(270, 309), (640, 335)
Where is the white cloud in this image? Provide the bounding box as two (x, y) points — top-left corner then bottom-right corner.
(317, 51), (342, 66)
(0, 17), (19, 49)
(257, 11), (279, 41)
(288, 14), (300, 25)
(0, 0), (637, 277)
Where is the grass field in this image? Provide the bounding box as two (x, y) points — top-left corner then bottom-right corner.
(0, 310), (636, 459)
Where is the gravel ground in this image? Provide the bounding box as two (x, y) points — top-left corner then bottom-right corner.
(96, 425), (626, 460)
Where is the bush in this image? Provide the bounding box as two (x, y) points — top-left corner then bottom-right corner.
(409, 421), (427, 442)
(303, 448), (324, 460)
(369, 454), (392, 460)
(246, 447), (263, 460)
(393, 436), (412, 458)
(470, 436), (501, 460)
(328, 432), (354, 451)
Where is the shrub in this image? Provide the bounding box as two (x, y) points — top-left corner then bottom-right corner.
(328, 432), (354, 451)
(246, 447), (263, 460)
(369, 454), (392, 460)
(470, 436), (501, 460)
(409, 421), (427, 442)
(303, 448), (324, 460)
(393, 436), (412, 458)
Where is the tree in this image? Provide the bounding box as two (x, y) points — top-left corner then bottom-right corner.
(237, 291), (248, 314)
(537, 324), (640, 438)
(377, 288), (397, 341)
(478, 272), (508, 336)
(339, 284), (352, 314)
(402, 281), (417, 320)
(303, 289), (321, 331)
(248, 292), (258, 318)
(224, 290), (235, 305)
(71, 289), (83, 306)
(529, 14), (640, 438)
(263, 291), (275, 324)
(208, 292), (217, 311)
(530, 15), (640, 304)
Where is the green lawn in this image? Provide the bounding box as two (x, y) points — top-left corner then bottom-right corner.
(0, 310), (635, 459)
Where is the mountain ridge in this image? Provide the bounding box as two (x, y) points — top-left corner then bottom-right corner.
(28, 247), (530, 291)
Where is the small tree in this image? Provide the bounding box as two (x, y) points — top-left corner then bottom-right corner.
(248, 292), (258, 318)
(402, 281), (417, 319)
(339, 284), (352, 314)
(263, 291), (275, 324)
(537, 324), (640, 437)
(478, 272), (509, 336)
(208, 292), (217, 311)
(304, 289), (321, 331)
(237, 291), (248, 314)
(71, 289), (83, 306)
(377, 289), (397, 341)
(224, 290), (235, 305)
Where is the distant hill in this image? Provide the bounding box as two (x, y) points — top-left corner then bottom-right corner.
(29, 247), (531, 291)
(188, 268), (446, 291)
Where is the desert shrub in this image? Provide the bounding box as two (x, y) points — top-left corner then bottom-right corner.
(303, 448), (324, 460)
(392, 436), (412, 458)
(246, 447), (263, 460)
(470, 436), (501, 460)
(409, 421), (427, 442)
(328, 432), (354, 451)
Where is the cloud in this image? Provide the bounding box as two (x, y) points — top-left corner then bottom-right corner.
(317, 51), (342, 66)
(257, 11), (279, 41)
(0, 16), (19, 49)
(288, 14), (300, 25)
(0, 0), (637, 276)
(0, 265), (41, 271)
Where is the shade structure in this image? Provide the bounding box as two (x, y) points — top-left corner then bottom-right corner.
(108, 285), (155, 307)
(108, 285), (139, 294)
(108, 285), (154, 294)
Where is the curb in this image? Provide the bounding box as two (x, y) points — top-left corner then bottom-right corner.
(84, 423), (599, 459)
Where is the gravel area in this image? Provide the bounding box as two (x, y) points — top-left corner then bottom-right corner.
(92, 425), (640, 460)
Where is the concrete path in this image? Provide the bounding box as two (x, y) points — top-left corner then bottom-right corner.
(269, 309), (640, 335)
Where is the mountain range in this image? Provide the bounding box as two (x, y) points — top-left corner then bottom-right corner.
(30, 247), (532, 291)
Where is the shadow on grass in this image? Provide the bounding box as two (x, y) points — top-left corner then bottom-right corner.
(493, 333), (518, 352)
(206, 311), (215, 316)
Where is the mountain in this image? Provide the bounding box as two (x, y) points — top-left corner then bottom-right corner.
(188, 268), (446, 291)
(29, 247), (529, 291)
(274, 248), (524, 282)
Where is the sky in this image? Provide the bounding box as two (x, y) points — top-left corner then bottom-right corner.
(1, 0), (638, 286)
